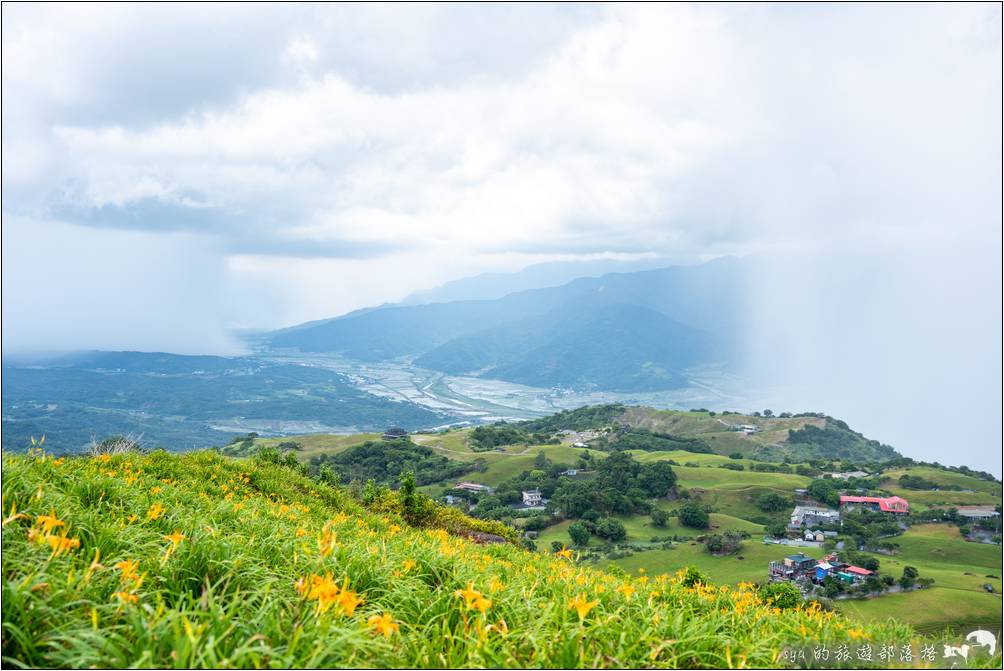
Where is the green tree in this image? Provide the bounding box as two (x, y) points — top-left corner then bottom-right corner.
(568, 521), (591, 546)
(594, 518), (627, 542)
(637, 461), (677, 497)
(651, 509), (669, 528)
(765, 521), (788, 538)
(678, 501), (710, 529)
(756, 492), (791, 513)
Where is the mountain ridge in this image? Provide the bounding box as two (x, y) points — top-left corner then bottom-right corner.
(269, 256), (752, 391)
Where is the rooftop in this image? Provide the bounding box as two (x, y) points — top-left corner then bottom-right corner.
(839, 495), (909, 512)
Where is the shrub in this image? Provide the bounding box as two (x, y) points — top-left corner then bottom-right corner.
(594, 518), (627, 542)
(651, 509), (669, 528)
(760, 582), (801, 609)
(680, 566), (710, 587)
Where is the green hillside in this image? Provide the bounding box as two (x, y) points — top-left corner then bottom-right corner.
(1, 449), (948, 669)
(245, 412), (1000, 637)
(49, 397), (985, 644)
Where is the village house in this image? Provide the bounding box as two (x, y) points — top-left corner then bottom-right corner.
(382, 427), (409, 441)
(954, 506), (1000, 521)
(789, 505), (841, 529)
(771, 552), (877, 587)
(454, 482), (493, 494)
(509, 489), (548, 512)
(839, 495), (909, 514)
(768, 552), (818, 581)
(823, 470), (870, 480)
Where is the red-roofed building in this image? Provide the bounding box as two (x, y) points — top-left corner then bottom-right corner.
(844, 565), (874, 576)
(839, 495), (909, 514)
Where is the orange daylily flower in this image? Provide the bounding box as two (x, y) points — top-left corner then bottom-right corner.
(45, 533), (80, 556)
(568, 594), (599, 620)
(163, 530), (185, 545)
(36, 511), (65, 533)
(368, 612), (399, 638)
(113, 591), (138, 604)
(454, 583), (482, 610)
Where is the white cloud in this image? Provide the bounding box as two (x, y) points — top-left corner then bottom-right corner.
(1, 2), (1000, 471)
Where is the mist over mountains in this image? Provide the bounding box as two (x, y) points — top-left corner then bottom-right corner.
(271, 256), (751, 391)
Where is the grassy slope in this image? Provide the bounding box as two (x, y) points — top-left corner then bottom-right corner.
(833, 525), (1003, 635)
(256, 433), (381, 460)
(878, 467), (1002, 511)
(1, 450), (935, 669)
(617, 407), (826, 458)
(247, 427), (1000, 635)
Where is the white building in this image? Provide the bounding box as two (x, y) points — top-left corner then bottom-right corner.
(823, 470), (870, 481)
(522, 490), (543, 506)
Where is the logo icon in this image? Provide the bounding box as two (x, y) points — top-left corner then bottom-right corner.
(965, 629), (997, 657)
(943, 644), (969, 661)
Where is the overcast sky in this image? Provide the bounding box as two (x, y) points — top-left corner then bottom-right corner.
(2, 3), (1001, 471)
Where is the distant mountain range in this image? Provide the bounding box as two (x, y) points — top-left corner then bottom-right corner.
(270, 256), (753, 391)
(400, 257), (678, 305)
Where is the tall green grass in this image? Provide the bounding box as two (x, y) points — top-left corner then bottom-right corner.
(0, 449), (989, 669)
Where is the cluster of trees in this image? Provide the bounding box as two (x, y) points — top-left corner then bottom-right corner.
(897, 474), (962, 491)
(786, 422), (898, 462)
(567, 515), (628, 545)
(897, 474), (937, 490)
(308, 440), (472, 486)
(605, 429), (713, 454)
(703, 530), (746, 555)
(756, 492), (796, 537)
(549, 451), (677, 519)
(677, 501), (710, 529)
(756, 491), (792, 513)
(468, 423), (557, 451)
(748, 462), (816, 476)
(806, 478), (842, 508)
(518, 404), (625, 433)
(839, 510), (903, 549)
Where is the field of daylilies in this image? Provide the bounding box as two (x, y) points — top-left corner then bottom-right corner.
(0, 447), (994, 669)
